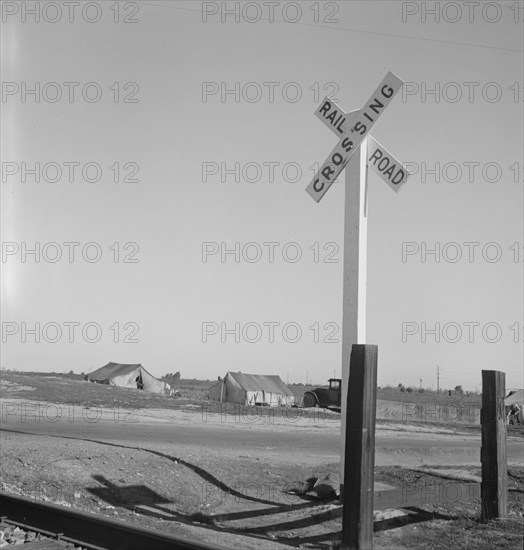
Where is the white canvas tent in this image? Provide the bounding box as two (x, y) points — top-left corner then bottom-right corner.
(85, 362), (170, 395)
(208, 372), (295, 407)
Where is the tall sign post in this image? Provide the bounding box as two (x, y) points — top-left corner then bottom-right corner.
(306, 72), (410, 496)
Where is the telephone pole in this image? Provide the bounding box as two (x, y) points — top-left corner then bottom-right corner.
(436, 365), (440, 394)
(419, 377), (423, 391)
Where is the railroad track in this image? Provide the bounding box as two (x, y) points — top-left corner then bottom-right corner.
(0, 492), (227, 550)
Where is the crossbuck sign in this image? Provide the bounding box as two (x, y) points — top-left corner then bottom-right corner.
(306, 71), (409, 202)
(305, 72), (410, 493)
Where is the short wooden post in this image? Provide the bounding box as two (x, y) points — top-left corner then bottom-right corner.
(341, 344), (378, 550)
(481, 370), (507, 521)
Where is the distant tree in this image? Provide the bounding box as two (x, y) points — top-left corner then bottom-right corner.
(454, 385), (465, 395)
(406, 387), (413, 393)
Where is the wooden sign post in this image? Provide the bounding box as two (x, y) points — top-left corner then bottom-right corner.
(481, 370), (508, 521)
(306, 72), (410, 494)
(341, 344), (378, 550)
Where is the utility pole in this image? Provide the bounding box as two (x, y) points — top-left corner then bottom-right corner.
(419, 377), (423, 391)
(306, 370), (309, 385)
(436, 365), (440, 394)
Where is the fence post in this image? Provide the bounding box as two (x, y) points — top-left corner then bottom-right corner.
(481, 370), (507, 521)
(341, 344), (378, 550)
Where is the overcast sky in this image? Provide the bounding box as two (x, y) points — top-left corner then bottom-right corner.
(1, 0), (523, 390)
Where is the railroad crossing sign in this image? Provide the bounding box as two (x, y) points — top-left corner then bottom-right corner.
(306, 71), (409, 201)
(305, 71), (410, 495)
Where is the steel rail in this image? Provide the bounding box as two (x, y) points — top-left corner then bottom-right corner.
(0, 492), (229, 550)
(0, 516), (99, 549)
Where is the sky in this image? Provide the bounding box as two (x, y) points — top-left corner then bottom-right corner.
(1, 0), (523, 391)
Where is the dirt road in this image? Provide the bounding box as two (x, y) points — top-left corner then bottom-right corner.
(2, 399), (523, 467)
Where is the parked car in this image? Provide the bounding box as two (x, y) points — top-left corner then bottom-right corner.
(303, 378), (341, 412)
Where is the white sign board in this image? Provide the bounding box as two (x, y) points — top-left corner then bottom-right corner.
(314, 97), (359, 137)
(306, 71), (403, 203)
(315, 102), (409, 193)
(366, 135), (409, 192)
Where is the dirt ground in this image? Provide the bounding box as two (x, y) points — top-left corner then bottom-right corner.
(0, 376), (523, 549)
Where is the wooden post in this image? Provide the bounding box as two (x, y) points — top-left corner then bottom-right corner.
(341, 344), (377, 550)
(340, 142), (368, 497)
(481, 370), (507, 521)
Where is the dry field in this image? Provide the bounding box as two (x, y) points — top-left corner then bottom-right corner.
(0, 372), (522, 550)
